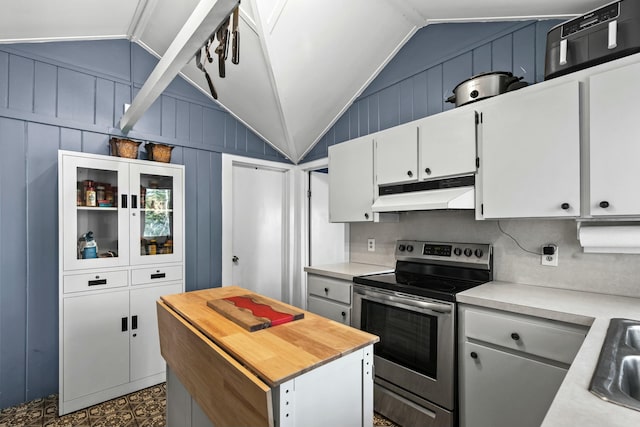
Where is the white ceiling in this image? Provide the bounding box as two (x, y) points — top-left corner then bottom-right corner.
(0, 0), (607, 162)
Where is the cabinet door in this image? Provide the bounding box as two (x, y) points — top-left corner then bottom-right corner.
(60, 154), (130, 270)
(460, 341), (567, 427)
(328, 136), (375, 222)
(128, 163), (183, 265)
(479, 81), (580, 218)
(418, 108), (477, 180)
(589, 61), (640, 216)
(62, 290), (130, 401)
(130, 283), (182, 381)
(374, 124), (418, 186)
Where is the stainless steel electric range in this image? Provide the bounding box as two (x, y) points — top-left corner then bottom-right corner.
(352, 240), (493, 427)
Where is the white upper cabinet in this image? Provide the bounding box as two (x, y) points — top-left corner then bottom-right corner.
(418, 107), (478, 181)
(329, 136), (375, 222)
(478, 80), (581, 219)
(374, 124), (419, 186)
(589, 61), (640, 217)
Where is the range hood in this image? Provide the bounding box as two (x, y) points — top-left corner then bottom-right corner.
(371, 176), (475, 213)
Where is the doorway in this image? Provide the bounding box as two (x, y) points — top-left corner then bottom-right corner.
(221, 155), (294, 302)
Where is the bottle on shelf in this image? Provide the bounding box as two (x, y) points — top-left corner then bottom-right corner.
(85, 181), (96, 207)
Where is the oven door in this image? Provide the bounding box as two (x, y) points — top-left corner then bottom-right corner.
(352, 284), (455, 410)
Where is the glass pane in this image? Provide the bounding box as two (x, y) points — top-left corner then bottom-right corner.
(362, 299), (438, 378)
(76, 167), (119, 260)
(139, 173), (174, 256)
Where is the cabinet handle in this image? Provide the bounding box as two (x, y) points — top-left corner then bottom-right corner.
(88, 279), (107, 286)
(150, 273), (166, 279)
(121, 317), (128, 332)
(407, 170), (413, 177)
(132, 315), (138, 330)
(364, 213), (369, 219)
(424, 168), (431, 175)
(599, 201), (610, 208)
(511, 332), (520, 341)
(470, 351), (478, 359)
(324, 287), (329, 293)
(561, 203), (570, 210)
(132, 195), (138, 209)
(341, 311), (346, 317)
(121, 194), (128, 208)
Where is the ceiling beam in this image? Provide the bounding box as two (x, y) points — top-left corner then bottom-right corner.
(119, 0), (239, 134)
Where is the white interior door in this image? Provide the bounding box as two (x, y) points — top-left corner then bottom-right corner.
(231, 165), (285, 301)
(310, 170), (347, 266)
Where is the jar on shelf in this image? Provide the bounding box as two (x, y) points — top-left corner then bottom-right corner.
(148, 239), (157, 255)
(96, 185), (105, 203)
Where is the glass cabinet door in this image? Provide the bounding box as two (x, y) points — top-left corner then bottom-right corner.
(128, 164), (183, 265)
(61, 155), (130, 270)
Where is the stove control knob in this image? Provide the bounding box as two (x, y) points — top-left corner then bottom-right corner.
(398, 244), (406, 252)
(453, 247), (462, 256)
(475, 249), (484, 258)
(406, 245), (414, 252)
(464, 248), (473, 257)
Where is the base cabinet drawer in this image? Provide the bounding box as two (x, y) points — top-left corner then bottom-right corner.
(308, 295), (350, 325)
(132, 265), (182, 285)
(464, 307), (586, 364)
(64, 270), (128, 293)
(307, 274), (351, 304)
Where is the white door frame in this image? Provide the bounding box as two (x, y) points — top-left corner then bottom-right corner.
(221, 154), (296, 302)
(296, 158), (349, 309)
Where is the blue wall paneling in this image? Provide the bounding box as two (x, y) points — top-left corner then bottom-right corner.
(301, 19), (562, 162)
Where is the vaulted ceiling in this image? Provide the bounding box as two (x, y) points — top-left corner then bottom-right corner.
(0, 0), (606, 162)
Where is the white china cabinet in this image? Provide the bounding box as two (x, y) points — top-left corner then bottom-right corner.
(58, 150), (185, 415)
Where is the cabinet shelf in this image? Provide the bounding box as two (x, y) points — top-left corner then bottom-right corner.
(77, 206), (118, 211)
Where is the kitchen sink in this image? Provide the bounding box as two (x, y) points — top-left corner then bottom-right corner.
(590, 319), (640, 411)
(626, 326), (640, 351)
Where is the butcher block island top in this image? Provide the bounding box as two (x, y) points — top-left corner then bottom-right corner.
(159, 286), (379, 387)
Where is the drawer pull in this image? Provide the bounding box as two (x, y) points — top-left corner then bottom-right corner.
(150, 273), (166, 279)
(511, 332), (521, 341)
(341, 311), (346, 317)
(324, 287), (329, 293)
(470, 352), (478, 359)
(88, 279), (107, 286)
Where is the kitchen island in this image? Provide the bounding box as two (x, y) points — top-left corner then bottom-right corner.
(157, 286), (378, 427)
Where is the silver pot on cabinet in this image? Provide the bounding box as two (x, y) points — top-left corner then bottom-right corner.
(446, 71), (527, 107)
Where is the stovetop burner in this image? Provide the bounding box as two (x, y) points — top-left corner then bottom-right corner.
(353, 240), (493, 302)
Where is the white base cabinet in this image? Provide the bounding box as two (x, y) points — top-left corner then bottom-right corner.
(306, 274), (351, 325)
(458, 305), (587, 427)
(58, 150), (185, 415)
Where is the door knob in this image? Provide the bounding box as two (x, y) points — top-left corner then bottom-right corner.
(232, 255), (239, 263)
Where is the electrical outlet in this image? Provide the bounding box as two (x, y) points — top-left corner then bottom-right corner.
(367, 238), (375, 252)
(541, 244), (558, 267)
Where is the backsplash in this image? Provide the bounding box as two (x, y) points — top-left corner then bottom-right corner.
(350, 210), (640, 298)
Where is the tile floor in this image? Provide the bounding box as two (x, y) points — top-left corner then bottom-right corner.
(0, 384), (165, 427)
(0, 383), (399, 427)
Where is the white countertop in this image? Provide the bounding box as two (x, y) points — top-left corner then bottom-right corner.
(458, 281), (640, 427)
(304, 262), (393, 281)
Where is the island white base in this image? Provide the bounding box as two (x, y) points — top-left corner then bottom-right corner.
(166, 344), (374, 427)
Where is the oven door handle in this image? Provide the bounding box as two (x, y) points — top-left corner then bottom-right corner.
(356, 289), (452, 314)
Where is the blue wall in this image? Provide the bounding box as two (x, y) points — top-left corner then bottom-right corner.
(302, 20), (561, 162)
(0, 39), (287, 409)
